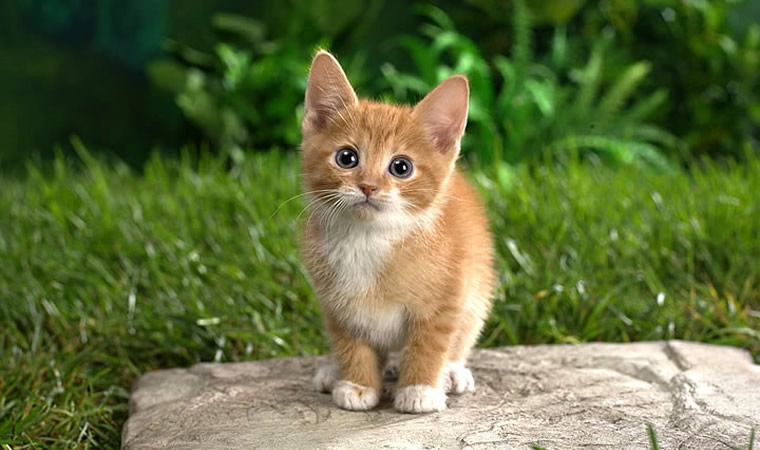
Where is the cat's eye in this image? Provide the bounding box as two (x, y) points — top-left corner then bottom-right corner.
(389, 157), (414, 178)
(335, 148), (359, 169)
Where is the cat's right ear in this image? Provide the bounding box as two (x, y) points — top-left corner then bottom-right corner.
(302, 50), (358, 135)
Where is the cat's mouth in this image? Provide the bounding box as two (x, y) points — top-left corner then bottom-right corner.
(354, 198), (381, 211)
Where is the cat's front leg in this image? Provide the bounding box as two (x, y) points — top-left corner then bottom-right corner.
(394, 311), (457, 413)
(318, 315), (384, 411)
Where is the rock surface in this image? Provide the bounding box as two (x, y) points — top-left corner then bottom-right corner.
(122, 341), (759, 449)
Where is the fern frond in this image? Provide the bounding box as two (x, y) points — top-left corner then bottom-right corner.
(525, 79), (556, 118)
(380, 63), (430, 101)
(396, 36), (438, 84)
(551, 25), (568, 69)
(598, 61), (651, 118)
(573, 42), (603, 115)
(415, 4), (455, 31)
(619, 89), (668, 123)
(512, 0), (533, 77)
(493, 56), (517, 116)
(549, 135), (673, 170)
(629, 124), (679, 149)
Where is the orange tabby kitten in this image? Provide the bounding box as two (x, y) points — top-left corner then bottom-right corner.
(300, 50), (495, 413)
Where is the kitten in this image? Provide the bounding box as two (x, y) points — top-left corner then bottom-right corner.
(300, 50), (495, 414)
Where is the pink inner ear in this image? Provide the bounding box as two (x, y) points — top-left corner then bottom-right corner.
(303, 52), (357, 133)
(413, 75), (469, 154)
(426, 113), (462, 151)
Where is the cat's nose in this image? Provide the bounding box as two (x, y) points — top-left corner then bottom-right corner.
(358, 183), (379, 198)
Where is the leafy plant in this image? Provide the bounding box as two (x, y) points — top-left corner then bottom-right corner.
(147, 14), (313, 153)
(571, 0), (760, 160)
(146, 1), (378, 154)
(381, 2), (677, 169)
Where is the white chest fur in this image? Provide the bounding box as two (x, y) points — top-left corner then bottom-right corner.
(316, 220), (409, 349)
(321, 221), (395, 295)
(340, 300), (407, 350)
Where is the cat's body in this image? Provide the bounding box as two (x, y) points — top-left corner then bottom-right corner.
(300, 51), (494, 413)
(303, 167), (492, 353)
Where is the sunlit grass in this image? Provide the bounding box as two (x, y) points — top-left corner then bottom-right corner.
(1, 149), (758, 448)
(478, 155), (760, 353)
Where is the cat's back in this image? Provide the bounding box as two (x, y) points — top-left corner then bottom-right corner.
(440, 168), (495, 285)
(434, 167), (495, 326)
(444, 168), (491, 243)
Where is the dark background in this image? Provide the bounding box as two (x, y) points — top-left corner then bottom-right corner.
(1, 0), (758, 169)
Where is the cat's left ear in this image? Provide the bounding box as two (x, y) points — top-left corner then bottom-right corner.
(303, 50), (358, 135)
(412, 75), (469, 156)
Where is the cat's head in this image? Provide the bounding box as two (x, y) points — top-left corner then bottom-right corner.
(301, 50), (468, 228)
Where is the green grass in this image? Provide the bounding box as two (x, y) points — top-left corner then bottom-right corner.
(1, 149), (758, 448)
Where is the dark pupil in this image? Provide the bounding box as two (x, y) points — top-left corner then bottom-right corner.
(338, 150), (357, 167)
(393, 160), (409, 175)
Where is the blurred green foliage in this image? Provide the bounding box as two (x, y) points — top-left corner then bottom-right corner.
(0, 0), (181, 168)
(575, 0), (760, 159)
(147, 16), (311, 153)
(0, 0), (757, 167)
(147, 12), (368, 152)
(381, 3), (676, 168)
(22, 0), (167, 68)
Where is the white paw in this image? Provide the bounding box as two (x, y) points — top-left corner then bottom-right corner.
(443, 361), (475, 394)
(394, 385), (447, 413)
(332, 380), (380, 411)
(313, 364), (339, 393)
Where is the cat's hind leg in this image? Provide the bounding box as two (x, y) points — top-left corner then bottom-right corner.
(442, 361), (475, 394)
(442, 298), (488, 394)
(313, 363), (339, 392)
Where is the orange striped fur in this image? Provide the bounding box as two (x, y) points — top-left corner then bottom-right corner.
(301, 51), (495, 413)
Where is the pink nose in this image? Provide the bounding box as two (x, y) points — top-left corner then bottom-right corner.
(359, 183), (378, 198)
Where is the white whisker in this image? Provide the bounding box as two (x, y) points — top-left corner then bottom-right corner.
(271, 188), (341, 219)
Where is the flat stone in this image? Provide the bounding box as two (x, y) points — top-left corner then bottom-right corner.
(122, 341), (759, 449)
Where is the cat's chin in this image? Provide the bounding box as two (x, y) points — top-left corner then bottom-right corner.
(350, 200), (383, 220)
(354, 200), (381, 211)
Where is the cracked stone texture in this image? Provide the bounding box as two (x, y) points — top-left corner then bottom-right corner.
(122, 341), (759, 449)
